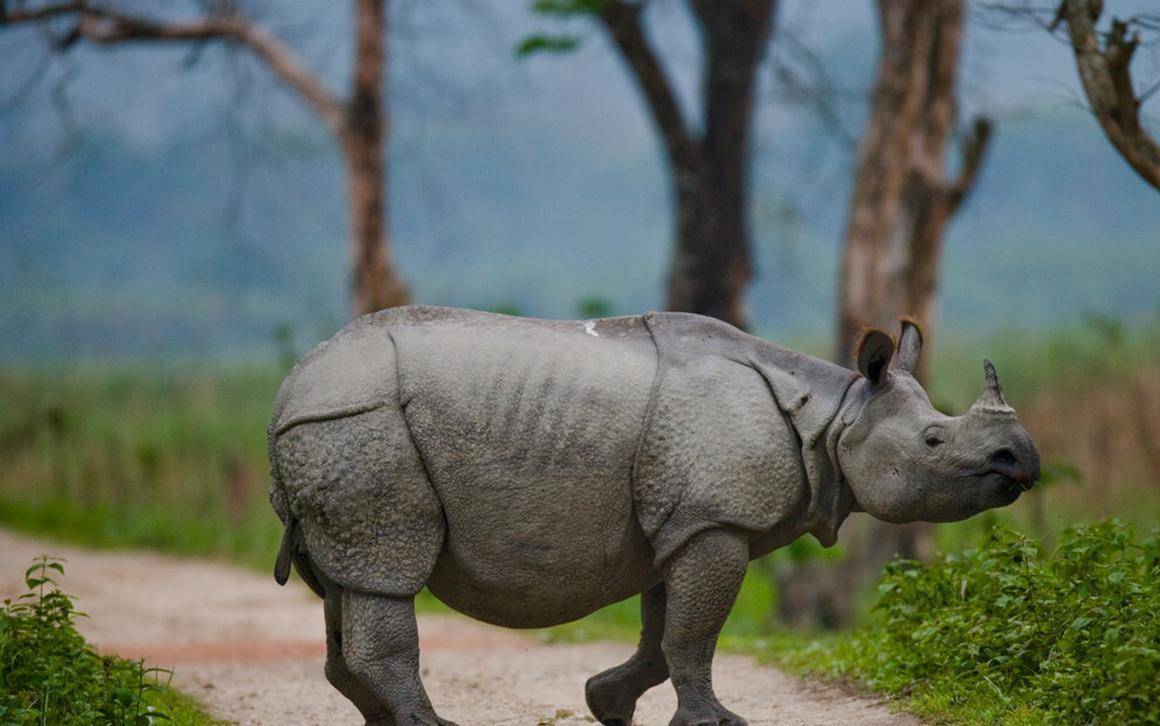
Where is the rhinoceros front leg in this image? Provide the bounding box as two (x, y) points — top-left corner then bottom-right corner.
(663, 528), (749, 726)
(585, 582), (669, 724)
(341, 591), (458, 726)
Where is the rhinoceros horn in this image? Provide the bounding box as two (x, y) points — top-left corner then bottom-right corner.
(969, 359), (1014, 415)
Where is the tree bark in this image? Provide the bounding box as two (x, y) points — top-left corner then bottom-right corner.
(842, 0), (972, 570)
(776, 0), (990, 629)
(668, 1), (773, 329)
(344, 0), (407, 316)
(903, 117), (991, 382)
(1055, 0), (1160, 192)
(600, 0), (775, 330)
(835, 0), (990, 373)
(836, 0), (938, 362)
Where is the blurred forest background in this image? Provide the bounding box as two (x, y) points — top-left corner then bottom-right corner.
(1, 0), (1159, 638)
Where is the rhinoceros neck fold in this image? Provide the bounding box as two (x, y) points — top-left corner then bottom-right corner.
(638, 312), (860, 549)
(745, 338), (860, 547)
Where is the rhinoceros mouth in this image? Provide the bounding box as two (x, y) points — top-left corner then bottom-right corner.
(982, 471), (1027, 505)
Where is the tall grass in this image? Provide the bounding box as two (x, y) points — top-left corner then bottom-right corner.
(0, 364), (282, 570)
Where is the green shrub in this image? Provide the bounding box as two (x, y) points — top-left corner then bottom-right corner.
(784, 521), (1160, 724)
(0, 556), (213, 725)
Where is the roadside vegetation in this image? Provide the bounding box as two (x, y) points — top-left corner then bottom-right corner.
(1, 318), (1158, 722)
(761, 521), (1160, 725)
(0, 556), (220, 725)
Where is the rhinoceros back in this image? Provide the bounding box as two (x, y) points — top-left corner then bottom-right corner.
(270, 307), (660, 619)
(392, 309), (660, 626)
(269, 308), (445, 437)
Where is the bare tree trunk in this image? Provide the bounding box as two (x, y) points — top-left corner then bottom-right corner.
(901, 120), (989, 383)
(844, 0), (976, 575)
(836, 0), (940, 362)
(668, 152), (753, 328)
(344, 0), (408, 317)
(600, 0), (774, 331)
(778, 0), (990, 629)
(662, 1), (773, 329)
(838, 0), (989, 383)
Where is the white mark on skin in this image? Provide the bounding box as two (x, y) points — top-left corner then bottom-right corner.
(584, 321), (599, 337)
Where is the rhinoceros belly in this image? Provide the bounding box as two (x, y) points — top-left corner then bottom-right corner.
(392, 314), (659, 628)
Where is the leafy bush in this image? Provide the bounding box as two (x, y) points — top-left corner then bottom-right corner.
(0, 556), (201, 725)
(783, 521), (1159, 724)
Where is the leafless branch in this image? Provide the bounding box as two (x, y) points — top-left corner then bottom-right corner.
(1, 42), (51, 109)
(597, 1), (699, 172)
(0, 1), (345, 134)
(1056, 0), (1160, 190)
(769, 30), (859, 148)
(947, 116), (993, 210)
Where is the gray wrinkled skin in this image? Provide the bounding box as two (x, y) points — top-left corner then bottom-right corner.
(268, 306), (1041, 726)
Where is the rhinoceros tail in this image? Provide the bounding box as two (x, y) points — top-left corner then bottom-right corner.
(269, 420), (296, 586)
(274, 516), (297, 586)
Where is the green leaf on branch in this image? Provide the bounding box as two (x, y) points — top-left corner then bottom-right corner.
(516, 34), (581, 57)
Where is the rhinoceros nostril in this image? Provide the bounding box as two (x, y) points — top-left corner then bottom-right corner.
(991, 448), (1017, 467)
(989, 447), (1032, 487)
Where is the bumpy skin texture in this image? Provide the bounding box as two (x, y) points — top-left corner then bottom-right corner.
(269, 306), (1040, 725)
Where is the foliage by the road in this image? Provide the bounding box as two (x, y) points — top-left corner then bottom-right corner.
(0, 556), (218, 725)
(770, 521), (1160, 725)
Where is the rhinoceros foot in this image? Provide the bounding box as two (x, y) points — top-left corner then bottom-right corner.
(384, 714), (458, 726)
(586, 657), (666, 725)
(668, 697), (749, 726)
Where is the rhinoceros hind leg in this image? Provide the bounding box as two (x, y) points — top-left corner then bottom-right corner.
(662, 528), (749, 726)
(323, 586), (394, 725)
(342, 590), (459, 726)
(585, 583), (669, 725)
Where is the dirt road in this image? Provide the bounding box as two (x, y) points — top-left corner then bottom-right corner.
(0, 529), (916, 725)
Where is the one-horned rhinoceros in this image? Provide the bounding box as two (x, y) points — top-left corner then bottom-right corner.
(267, 305), (1040, 726)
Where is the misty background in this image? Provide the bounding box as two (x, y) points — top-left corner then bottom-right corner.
(2, 0), (1158, 359)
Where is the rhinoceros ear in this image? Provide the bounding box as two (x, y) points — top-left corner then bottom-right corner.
(854, 328), (894, 385)
(893, 316), (924, 374)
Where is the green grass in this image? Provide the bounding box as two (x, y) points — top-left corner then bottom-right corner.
(0, 364), (284, 571)
(1, 556), (223, 725)
(927, 313), (1160, 412)
(755, 521), (1160, 725)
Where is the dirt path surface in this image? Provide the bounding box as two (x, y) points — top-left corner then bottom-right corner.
(0, 529), (917, 725)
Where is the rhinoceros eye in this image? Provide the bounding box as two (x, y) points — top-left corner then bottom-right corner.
(922, 426), (946, 448)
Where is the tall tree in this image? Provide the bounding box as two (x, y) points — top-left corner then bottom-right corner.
(0, 0), (407, 317)
(525, 0), (777, 330)
(841, 0), (991, 568)
(776, 0), (991, 630)
(836, 0), (991, 371)
(1052, 0), (1160, 191)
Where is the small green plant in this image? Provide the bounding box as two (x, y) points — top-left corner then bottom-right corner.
(0, 556), (207, 725)
(576, 295), (615, 319)
(775, 521), (1160, 725)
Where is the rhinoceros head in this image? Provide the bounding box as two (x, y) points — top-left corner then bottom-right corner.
(836, 320), (1040, 523)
